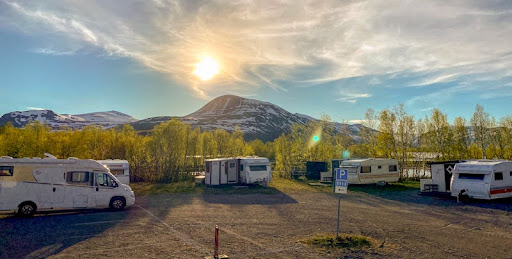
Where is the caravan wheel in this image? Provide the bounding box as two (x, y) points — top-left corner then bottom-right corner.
(17, 202), (36, 217)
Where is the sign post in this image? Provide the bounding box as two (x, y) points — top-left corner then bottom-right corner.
(334, 168), (348, 238)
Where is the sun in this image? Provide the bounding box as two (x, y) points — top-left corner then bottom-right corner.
(194, 56), (219, 80)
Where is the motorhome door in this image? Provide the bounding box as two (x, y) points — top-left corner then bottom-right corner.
(227, 160), (237, 183)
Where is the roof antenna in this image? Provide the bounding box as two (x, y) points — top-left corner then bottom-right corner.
(44, 153), (57, 159)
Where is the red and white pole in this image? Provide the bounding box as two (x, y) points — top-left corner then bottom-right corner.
(214, 225), (219, 259)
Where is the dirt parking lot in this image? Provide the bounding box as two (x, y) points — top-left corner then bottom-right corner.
(1, 184), (511, 258)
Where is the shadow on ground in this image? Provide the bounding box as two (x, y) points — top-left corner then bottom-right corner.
(0, 209), (129, 258)
(201, 185), (297, 205)
(349, 183), (512, 212)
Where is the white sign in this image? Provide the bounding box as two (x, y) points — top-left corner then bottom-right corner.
(335, 168), (348, 194)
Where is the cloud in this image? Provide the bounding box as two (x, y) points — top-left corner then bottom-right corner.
(337, 93), (371, 103)
(2, 0), (512, 99)
(32, 48), (74, 56)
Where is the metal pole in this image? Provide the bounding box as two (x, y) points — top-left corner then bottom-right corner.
(214, 225), (219, 259)
(336, 194), (341, 238)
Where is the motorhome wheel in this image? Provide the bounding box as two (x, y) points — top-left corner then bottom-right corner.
(17, 202), (36, 217)
(110, 197), (126, 210)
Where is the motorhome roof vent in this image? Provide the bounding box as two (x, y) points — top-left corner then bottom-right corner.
(1, 156), (13, 159)
(32, 157), (42, 159)
(68, 157), (79, 160)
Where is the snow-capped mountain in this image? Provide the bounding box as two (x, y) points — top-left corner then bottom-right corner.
(132, 95), (366, 141)
(0, 110), (137, 129)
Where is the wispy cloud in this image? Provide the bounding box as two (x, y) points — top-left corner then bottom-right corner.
(337, 93), (371, 103)
(2, 0), (512, 99)
(32, 48), (74, 56)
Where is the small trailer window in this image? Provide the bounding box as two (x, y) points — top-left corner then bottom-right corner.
(494, 172), (503, 181)
(0, 166), (14, 176)
(389, 165), (398, 172)
(110, 169), (124, 175)
(361, 166), (371, 173)
(458, 173), (485, 180)
(229, 163), (235, 168)
(249, 165), (267, 171)
(67, 171), (90, 185)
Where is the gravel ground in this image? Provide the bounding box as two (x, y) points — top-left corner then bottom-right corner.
(1, 186), (511, 258)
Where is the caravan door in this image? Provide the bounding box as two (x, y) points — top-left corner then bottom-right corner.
(210, 162), (220, 185)
(227, 160), (238, 184)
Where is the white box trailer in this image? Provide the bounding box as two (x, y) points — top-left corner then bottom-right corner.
(97, 159), (130, 185)
(0, 155), (135, 217)
(420, 161), (464, 193)
(340, 158), (399, 184)
(204, 156), (272, 186)
(451, 160), (512, 200)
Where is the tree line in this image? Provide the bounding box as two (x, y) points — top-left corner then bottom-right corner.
(1, 104), (511, 182)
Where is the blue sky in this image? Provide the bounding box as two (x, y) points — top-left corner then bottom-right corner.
(1, 0), (512, 123)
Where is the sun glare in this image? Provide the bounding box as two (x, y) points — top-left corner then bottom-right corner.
(194, 56), (219, 80)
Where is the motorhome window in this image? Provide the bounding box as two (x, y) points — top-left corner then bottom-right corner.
(110, 169), (124, 175)
(389, 165), (397, 172)
(96, 173), (117, 187)
(0, 166), (13, 176)
(67, 171), (90, 185)
(240, 165), (244, 171)
(361, 166), (371, 173)
(249, 165), (267, 171)
(378, 166), (382, 169)
(494, 172), (503, 181)
(458, 173), (485, 180)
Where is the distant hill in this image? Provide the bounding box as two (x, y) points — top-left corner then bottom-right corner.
(131, 95), (366, 142)
(0, 110), (137, 129)
(0, 95), (368, 142)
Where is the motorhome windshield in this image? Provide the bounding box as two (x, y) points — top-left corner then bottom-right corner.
(249, 165), (267, 171)
(458, 173), (485, 180)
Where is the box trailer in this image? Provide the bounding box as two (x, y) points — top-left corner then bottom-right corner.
(97, 159), (130, 185)
(340, 158), (400, 184)
(451, 160), (512, 200)
(204, 156), (272, 186)
(0, 154), (135, 217)
(420, 160), (464, 194)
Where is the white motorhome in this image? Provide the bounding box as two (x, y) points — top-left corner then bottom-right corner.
(0, 155), (135, 217)
(451, 160), (512, 200)
(340, 158), (400, 184)
(97, 159), (130, 185)
(204, 156), (272, 186)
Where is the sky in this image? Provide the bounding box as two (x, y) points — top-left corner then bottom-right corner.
(1, 0), (511, 123)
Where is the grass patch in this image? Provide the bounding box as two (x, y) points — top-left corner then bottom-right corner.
(349, 180), (419, 195)
(130, 181), (200, 196)
(269, 177), (332, 193)
(303, 234), (372, 250)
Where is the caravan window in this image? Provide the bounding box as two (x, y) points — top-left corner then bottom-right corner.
(361, 166), (371, 173)
(110, 169), (124, 175)
(389, 165), (398, 172)
(96, 173), (118, 188)
(458, 173), (485, 180)
(229, 163), (235, 168)
(67, 171), (90, 185)
(249, 165), (267, 171)
(494, 172), (503, 181)
(0, 166), (13, 176)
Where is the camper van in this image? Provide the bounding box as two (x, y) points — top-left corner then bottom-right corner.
(0, 155), (135, 217)
(204, 156), (272, 186)
(97, 159), (130, 185)
(451, 160), (512, 200)
(340, 158), (400, 184)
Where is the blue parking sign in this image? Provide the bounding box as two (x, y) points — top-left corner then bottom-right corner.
(335, 168), (348, 194)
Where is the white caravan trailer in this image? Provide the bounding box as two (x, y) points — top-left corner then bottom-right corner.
(451, 160), (512, 200)
(97, 159), (130, 185)
(340, 158), (400, 184)
(0, 155), (135, 217)
(204, 156), (272, 186)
